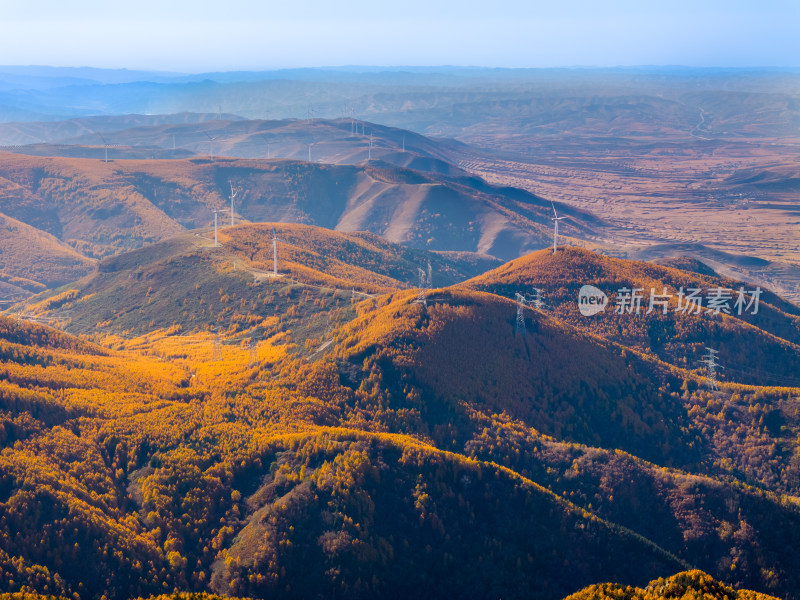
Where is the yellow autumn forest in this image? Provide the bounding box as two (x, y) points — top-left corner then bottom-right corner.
(2, 225), (799, 600)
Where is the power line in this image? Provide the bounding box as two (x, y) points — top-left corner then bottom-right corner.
(720, 363), (800, 389)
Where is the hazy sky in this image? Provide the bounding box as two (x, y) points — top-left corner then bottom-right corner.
(0, 0), (797, 72)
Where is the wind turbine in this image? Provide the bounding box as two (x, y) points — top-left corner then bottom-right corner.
(550, 201), (566, 255)
(212, 208), (229, 247)
(271, 226), (289, 276)
(99, 134), (110, 163)
(204, 131), (217, 161)
(229, 184), (238, 227)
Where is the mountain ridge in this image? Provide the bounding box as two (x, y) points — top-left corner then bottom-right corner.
(0, 152), (592, 292)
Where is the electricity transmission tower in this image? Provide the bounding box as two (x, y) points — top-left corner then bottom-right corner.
(248, 338), (258, 367)
(212, 334), (222, 362)
(515, 292), (527, 335)
(415, 268), (428, 306)
(701, 347), (723, 390)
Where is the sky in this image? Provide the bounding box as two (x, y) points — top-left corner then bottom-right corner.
(0, 0), (798, 72)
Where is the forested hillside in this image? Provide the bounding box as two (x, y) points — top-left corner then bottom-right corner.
(2, 228), (799, 600)
(464, 247), (800, 388)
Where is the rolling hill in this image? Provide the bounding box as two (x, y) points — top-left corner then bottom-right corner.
(1, 116), (474, 181)
(329, 287), (698, 465)
(1, 67), (797, 304)
(0, 112), (245, 145)
(566, 570), (780, 600)
(4, 227), (800, 599)
(0, 310), (691, 600)
(0, 152), (594, 295)
(0, 211), (96, 288)
(462, 247), (800, 388)
(17, 223), (500, 340)
(3, 65), (800, 600)
(311, 269), (800, 596)
(38, 117), (464, 169)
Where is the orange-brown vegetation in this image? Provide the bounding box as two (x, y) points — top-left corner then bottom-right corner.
(463, 247), (800, 388)
(565, 570), (780, 600)
(2, 238), (800, 600)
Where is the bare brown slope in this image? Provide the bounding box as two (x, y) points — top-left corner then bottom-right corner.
(0, 153), (593, 266)
(0, 153), (185, 258)
(0, 211), (95, 287)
